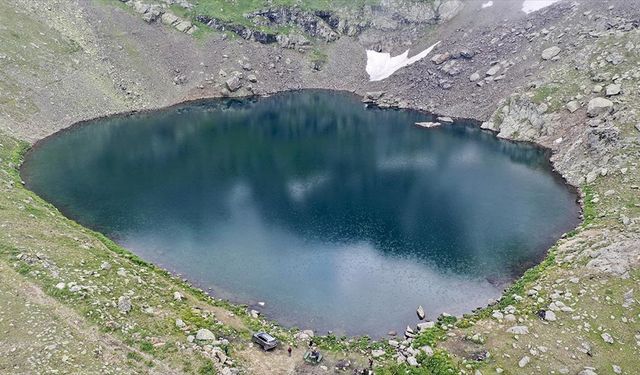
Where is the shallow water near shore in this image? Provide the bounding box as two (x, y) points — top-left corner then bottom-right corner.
(23, 90), (579, 336)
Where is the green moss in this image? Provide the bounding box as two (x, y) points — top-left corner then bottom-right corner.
(532, 85), (559, 104)
(16, 262), (31, 275)
(376, 349), (457, 374)
(198, 361), (217, 375)
(127, 351), (144, 362)
(140, 341), (155, 353)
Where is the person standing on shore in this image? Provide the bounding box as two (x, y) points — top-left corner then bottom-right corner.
(287, 346), (292, 357)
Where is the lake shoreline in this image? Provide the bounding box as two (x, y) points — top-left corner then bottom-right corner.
(19, 88), (582, 339)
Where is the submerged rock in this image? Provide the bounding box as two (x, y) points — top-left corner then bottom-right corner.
(416, 121), (441, 128)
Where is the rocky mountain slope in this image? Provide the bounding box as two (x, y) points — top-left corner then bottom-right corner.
(0, 0), (639, 374)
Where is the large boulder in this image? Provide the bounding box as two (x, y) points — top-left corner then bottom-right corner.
(587, 97), (614, 117)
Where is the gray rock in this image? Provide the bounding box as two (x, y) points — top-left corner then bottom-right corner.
(578, 369), (598, 375)
(294, 332), (310, 341)
(186, 25), (198, 35)
(518, 356), (530, 368)
(606, 53), (624, 65)
(469, 71), (481, 82)
(586, 170), (598, 184)
(100, 261), (111, 270)
(417, 321), (435, 331)
(635, 123), (640, 133)
(417, 305), (425, 320)
(247, 74), (258, 83)
(601, 332), (614, 344)
(543, 310), (557, 321)
(420, 345), (434, 356)
(117, 296), (132, 314)
(431, 52), (450, 65)
(406, 356), (419, 367)
(173, 75), (187, 85)
(404, 325), (415, 337)
(133, 2), (150, 15)
(371, 349), (385, 358)
(141, 6), (163, 23)
(504, 313), (516, 321)
(176, 319), (186, 328)
(175, 20), (192, 33)
(587, 97), (613, 117)
(302, 329), (314, 337)
(566, 100), (580, 113)
(486, 65), (501, 76)
(225, 76), (242, 92)
(276, 33), (310, 49)
(605, 84), (621, 96)
(196, 328), (216, 341)
(541, 46), (561, 60)
(506, 326), (529, 335)
(173, 291), (183, 301)
(364, 91), (384, 102)
(161, 13), (180, 26)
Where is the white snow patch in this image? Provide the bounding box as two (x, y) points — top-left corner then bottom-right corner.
(481, 1), (493, 8)
(365, 41), (440, 82)
(522, 0), (561, 14)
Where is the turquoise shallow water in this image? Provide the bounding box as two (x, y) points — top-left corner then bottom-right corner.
(23, 90), (579, 336)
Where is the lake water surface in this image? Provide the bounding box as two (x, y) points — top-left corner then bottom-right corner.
(23, 91), (579, 336)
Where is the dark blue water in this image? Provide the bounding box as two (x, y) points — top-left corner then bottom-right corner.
(23, 91), (579, 336)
